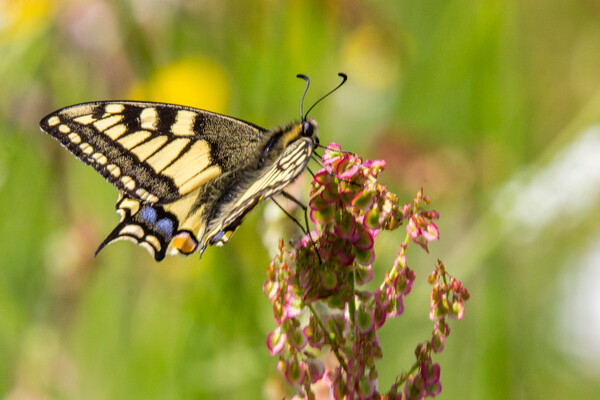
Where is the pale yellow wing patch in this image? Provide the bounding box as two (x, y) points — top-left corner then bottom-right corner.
(145, 138), (190, 173)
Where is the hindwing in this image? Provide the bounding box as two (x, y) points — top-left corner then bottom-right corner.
(95, 191), (204, 261)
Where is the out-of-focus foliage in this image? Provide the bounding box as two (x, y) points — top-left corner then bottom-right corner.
(1, 0), (600, 399)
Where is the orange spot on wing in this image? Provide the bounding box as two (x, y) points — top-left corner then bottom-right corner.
(172, 232), (197, 254)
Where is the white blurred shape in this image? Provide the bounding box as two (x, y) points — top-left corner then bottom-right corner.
(496, 126), (600, 238)
(496, 125), (600, 371)
(556, 236), (600, 374)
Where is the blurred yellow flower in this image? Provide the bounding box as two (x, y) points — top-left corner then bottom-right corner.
(0, 0), (54, 40)
(129, 58), (230, 113)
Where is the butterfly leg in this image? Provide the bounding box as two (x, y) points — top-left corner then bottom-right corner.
(278, 191), (322, 264)
(271, 195), (308, 235)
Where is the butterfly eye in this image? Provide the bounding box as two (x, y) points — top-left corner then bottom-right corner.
(302, 121), (314, 137)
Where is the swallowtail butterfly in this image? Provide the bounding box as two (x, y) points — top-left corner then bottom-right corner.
(40, 73), (347, 261)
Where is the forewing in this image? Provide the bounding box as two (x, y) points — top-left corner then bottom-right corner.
(39, 101), (267, 204)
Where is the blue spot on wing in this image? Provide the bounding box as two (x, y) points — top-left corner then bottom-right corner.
(156, 218), (174, 239)
(140, 206), (157, 224)
(210, 230), (225, 244)
(139, 207), (174, 239)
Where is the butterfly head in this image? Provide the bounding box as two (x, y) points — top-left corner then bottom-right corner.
(276, 117), (318, 148)
(302, 119), (315, 137)
(302, 118), (319, 145)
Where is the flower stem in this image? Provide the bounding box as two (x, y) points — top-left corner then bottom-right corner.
(349, 270), (356, 324)
(393, 358), (420, 390)
(307, 303), (348, 373)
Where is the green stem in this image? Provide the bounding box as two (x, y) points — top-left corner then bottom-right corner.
(393, 359), (421, 390)
(348, 270), (356, 324)
(307, 303), (348, 373)
(379, 232), (411, 291)
(393, 340), (432, 392)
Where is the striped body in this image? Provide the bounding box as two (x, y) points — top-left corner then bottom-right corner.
(40, 101), (318, 261)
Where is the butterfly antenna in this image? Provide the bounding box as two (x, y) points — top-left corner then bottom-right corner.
(296, 74), (311, 120)
(302, 72), (348, 120)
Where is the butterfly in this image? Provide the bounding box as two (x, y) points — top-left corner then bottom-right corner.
(39, 73), (347, 261)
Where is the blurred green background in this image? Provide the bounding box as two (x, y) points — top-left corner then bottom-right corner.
(2, 0), (600, 398)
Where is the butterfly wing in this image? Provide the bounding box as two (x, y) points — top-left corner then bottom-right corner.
(40, 101), (271, 260)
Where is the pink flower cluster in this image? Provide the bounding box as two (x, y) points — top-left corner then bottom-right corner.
(263, 144), (467, 399)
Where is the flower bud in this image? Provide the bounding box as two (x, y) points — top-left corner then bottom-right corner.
(356, 304), (374, 334)
(358, 376), (375, 397)
(284, 359), (305, 385)
(267, 327), (286, 355)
